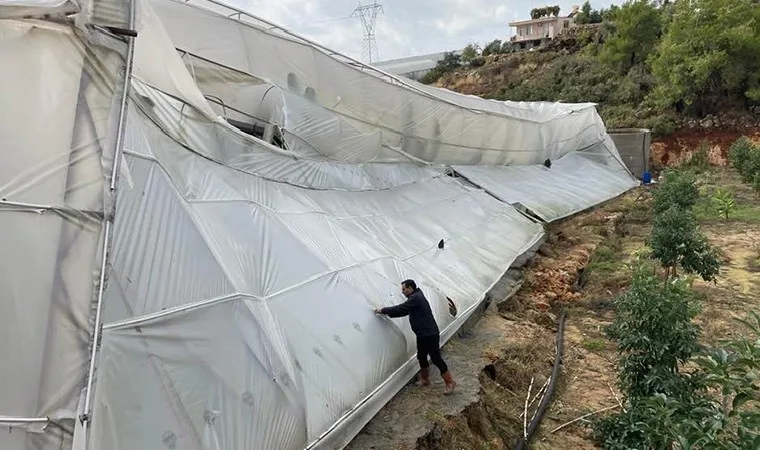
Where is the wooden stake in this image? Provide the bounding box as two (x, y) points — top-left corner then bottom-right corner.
(608, 383), (624, 411)
(550, 404), (620, 434)
(520, 377), (551, 419)
(523, 377), (534, 440)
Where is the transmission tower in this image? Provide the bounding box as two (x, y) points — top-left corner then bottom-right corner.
(352, 1), (383, 64)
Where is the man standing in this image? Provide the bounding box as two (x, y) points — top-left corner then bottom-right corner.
(374, 279), (456, 395)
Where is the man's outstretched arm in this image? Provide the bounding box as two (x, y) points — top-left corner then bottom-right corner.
(375, 298), (414, 318)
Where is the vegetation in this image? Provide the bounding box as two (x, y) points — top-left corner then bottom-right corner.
(419, 52), (462, 84)
(481, 39), (502, 57)
(652, 170), (699, 214)
(530, 5), (560, 20)
(649, 169), (721, 281)
(595, 298), (760, 449)
(426, 0), (760, 137)
(712, 188), (737, 220)
(591, 168), (760, 448)
(460, 43), (480, 64)
(729, 137), (760, 186)
(574, 1), (617, 25)
(650, 205), (721, 281)
(684, 141), (711, 173)
(605, 261), (702, 400)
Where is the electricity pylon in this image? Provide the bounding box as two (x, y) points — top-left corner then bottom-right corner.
(352, 1), (383, 64)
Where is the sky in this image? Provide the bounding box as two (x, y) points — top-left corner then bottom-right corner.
(230, 0), (618, 62)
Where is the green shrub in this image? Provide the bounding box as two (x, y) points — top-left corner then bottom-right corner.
(729, 137), (753, 172)
(469, 57), (486, 68)
(605, 261), (702, 400)
(652, 170), (699, 214)
(745, 148), (760, 185)
(595, 312), (760, 450)
(712, 188), (736, 220)
(684, 140), (711, 172)
(592, 395), (704, 450)
(643, 112), (677, 138)
(419, 67), (444, 85)
(482, 39), (503, 57)
(729, 137), (760, 183)
(650, 206), (721, 281)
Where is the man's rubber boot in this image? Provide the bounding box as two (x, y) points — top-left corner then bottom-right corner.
(416, 367), (430, 387)
(442, 371), (456, 395)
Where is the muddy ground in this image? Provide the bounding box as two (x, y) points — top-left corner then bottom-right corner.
(348, 165), (760, 450)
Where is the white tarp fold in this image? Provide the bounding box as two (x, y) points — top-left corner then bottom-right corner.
(149, 0), (617, 166)
(455, 138), (638, 222)
(0, 18), (127, 450)
(89, 93), (545, 450)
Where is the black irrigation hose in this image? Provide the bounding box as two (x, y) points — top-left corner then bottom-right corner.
(514, 312), (567, 450)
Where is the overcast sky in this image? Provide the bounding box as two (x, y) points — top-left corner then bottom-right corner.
(230, 0), (618, 62)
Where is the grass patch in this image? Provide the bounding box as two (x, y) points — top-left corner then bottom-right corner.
(694, 197), (760, 225)
(692, 168), (760, 225)
(587, 234), (625, 275)
(581, 338), (607, 352)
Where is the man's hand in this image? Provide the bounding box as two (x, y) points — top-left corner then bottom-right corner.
(374, 308), (384, 315)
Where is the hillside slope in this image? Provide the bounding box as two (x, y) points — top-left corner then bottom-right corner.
(427, 0), (760, 140)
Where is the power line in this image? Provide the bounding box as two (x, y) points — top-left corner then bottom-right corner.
(351, 1), (383, 64)
(296, 15), (353, 28)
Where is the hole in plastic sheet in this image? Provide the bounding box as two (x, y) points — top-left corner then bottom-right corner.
(352, 322), (362, 332)
(312, 347), (323, 358)
(287, 72), (299, 90)
(161, 431), (177, 449)
(304, 86), (316, 101)
(203, 410), (217, 425)
(483, 364), (496, 380)
(447, 297), (458, 317)
(226, 118), (267, 140)
(332, 334), (344, 346)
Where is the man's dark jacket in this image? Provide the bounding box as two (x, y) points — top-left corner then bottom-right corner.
(381, 288), (440, 337)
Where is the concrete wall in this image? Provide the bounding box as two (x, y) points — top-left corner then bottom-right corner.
(608, 128), (651, 179)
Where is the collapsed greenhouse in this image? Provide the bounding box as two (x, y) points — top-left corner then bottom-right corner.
(0, 0), (638, 448)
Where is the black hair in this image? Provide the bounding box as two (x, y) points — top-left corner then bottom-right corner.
(401, 279), (417, 290)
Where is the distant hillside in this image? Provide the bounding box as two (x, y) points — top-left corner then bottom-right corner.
(424, 0), (760, 137)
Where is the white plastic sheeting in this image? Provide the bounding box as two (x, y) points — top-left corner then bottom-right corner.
(177, 52), (415, 164)
(0, 18), (127, 450)
(148, 0), (618, 166)
(89, 89), (545, 450)
(0, 0), (639, 449)
(0, 0), (129, 28)
(454, 139), (639, 222)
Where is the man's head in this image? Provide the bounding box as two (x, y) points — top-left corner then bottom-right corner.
(401, 279), (417, 297)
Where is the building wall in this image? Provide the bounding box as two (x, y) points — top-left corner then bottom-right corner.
(511, 17), (572, 43)
(608, 128), (651, 179)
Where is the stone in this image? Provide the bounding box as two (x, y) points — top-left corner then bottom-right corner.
(535, 301), (551, 311)
(533, 311), (558, 328)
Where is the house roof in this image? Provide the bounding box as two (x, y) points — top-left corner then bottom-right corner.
(509, 16), (570, 27)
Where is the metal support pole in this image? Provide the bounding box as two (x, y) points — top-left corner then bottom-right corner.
(79, 0), (137, 443)
(0, 417), (49, 424)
